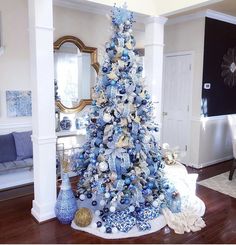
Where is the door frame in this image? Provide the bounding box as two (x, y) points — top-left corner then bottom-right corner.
(161, 51), (194, 165)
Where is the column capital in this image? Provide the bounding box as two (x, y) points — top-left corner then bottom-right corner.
(144, 16), (168, 25)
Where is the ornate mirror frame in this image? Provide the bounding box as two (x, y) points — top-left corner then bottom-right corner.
(54, 35), (100, 113)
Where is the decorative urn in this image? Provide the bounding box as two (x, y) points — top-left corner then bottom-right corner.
(60, 116), (72, 130)
(55, 173), (77, 224)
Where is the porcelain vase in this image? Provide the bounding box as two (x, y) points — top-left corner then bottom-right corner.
(55, 173), (77, 224)
(60, 116), (72, 130)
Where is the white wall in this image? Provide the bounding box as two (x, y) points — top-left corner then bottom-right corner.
(0, 1), (144, 135)
(53, 5), (144, 62)
(0, 0), (32, 134)
(164, 16), (233, 168)
(164, 18), (205, 167)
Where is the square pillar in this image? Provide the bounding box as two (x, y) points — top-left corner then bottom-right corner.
(28, 0), (57, 222)
(144, 16), (167, 140)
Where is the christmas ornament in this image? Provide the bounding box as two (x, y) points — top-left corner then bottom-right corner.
(74, 208), (93, 227)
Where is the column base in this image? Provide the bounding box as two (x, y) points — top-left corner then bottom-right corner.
(31, 200), (56, 223)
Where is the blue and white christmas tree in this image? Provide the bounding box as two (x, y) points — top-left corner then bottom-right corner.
(74, 4), (205, 236)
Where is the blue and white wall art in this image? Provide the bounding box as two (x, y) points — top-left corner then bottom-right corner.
(6, 91), (32, 117)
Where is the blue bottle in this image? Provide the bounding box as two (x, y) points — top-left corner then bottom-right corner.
(55, 173), (77, 224)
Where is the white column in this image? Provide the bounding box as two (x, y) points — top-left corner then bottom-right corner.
(144, 16), (167, 140)
(28, 0), (57, 222)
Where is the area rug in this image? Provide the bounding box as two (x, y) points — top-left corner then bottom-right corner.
(198, 172), (236, 198)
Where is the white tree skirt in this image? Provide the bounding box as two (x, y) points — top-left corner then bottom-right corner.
(71, 163), (206, 239)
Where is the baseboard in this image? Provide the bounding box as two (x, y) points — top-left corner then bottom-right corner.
(192, 155), (233, 169)
(0, 183), (34, 202)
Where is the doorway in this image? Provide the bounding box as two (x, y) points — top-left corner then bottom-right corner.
(162, 52), (193, 164)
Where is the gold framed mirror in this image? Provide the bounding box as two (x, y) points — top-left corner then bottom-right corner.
(54, 36), (99, 113)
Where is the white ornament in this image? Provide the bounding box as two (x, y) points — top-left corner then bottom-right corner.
(152, 200), (159, 208)
(105, 192), (110, 199)
(112, 227), (118, 233)
(110, 206), (116, 212)
(159, 194), (165, 201)
(95, 210), (101, 216)
(129, 205), (135, 212)
(79, 194), (85, 201)
(103, 113), (112, 123)
(99, 161), (108, 172)
(100, 199), (106, 206)
(100, 226), (106, 233)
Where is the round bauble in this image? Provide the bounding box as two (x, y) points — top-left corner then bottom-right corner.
(79, 194), (86, 201)
(104, 192), (110, 199)
(103, 113), (112, 123)
(100, 200), (106, 206)
(99, 161), (108, 172)
(74, 208), (93, 227)
(97, 221), (102, 228)
(129, 205), (135, 212)
(159, 193), (165, 201)
(95, 210), (101, 216)
(106, 227), (112, 233)
(109, 206), (116, 213)
(152, 200), (159, 208)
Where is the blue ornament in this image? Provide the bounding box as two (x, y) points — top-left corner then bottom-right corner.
(130, 175), (136, 181)
(142, 99), (147, 105)
(92, 201), (97, 206)
(145, 202), (151, 207)
(137, 66), (143, 72)
(97, 221), (102, 227)
(55, 173), (77, 224)
(87, 192), (92, 199)
(125, 178), (131, 185)
(120, 88), (126, 94)
(120, 199), (125, 204)
(125, 199), (130, 205)
(102, 215), (107, 221)
(106, 227), (112, 233)
(104, 207), (109, 213)
(110, 80), (116, 86)
(102, 67), (108, 73)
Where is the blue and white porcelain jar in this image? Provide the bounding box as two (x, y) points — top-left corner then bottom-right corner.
(60, 116), (72, 130)
(55, 173), (78, 224)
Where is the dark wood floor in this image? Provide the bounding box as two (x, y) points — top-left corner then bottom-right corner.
(0, 160), (236, 244)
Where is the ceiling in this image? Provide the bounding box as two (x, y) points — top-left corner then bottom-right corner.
(54, 0), (229, 18)
(169, 0), (236, 18)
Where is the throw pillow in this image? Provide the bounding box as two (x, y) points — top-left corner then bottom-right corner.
(0, 133), (17, 163)
(13, 131), (33, 160)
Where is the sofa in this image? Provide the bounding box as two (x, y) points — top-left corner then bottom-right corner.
(0, 131), (33, 174)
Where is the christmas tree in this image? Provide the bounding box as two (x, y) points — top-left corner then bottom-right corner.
(73, 4), (205, 235)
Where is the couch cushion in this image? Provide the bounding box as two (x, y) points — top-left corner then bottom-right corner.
(0, 133), (17, 163)
(13, 131), (33, 160)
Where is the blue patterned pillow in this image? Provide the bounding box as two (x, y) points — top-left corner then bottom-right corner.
(13, 131), (33, 160)
(0, 133), (17, 163)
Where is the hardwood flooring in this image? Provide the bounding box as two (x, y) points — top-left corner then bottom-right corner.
(0, 160), (236, 244)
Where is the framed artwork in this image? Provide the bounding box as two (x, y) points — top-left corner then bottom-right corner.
(6, 91), (32, 117)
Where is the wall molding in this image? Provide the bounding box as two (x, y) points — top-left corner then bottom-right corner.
(0, 121), (32, 134)
(167, 9), (236, 26)
(197, 155), (233, 169)
(53, 0), (148, 24)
